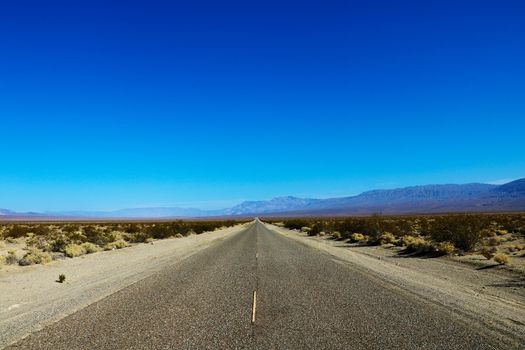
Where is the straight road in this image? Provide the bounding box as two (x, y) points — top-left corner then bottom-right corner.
(8, 221), (503, 349)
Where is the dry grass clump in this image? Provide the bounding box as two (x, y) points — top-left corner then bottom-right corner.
(493, 252), (510, 265)
(104, 239), (129, 251)
(436, 241), (455, 255)
(0, 240), (5, 248)
(19, 248), (52, 266)
(174, 233), (184, 238)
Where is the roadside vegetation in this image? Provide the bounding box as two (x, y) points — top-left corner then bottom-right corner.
(0, 220), (245, 267)
(268, 213), (525, 265)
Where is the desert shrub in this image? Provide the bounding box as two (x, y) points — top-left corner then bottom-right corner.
(436, 241), (455, 255)
(128, 231), (150, 243)
(19, 248), (52, 266)
(80, 242), (101, 254)
(508, 244), (524, 252)
(174, 233), (184, 238)
(486, 236), (505, 246)
(308, 224), (322, 237)
(58, 274), (66, 283)
(5, 249), (18, 265)
(331, 231), (342, 239)
(283, 219), (310, 230)
(400, 235), (417, 246)
(405, 237), (434, 253)
(481, 247), (496, 260)
(350, 233), (366, 242)
(64, 243), (86, 258)
(6, 237), (25, 244)
(49, 234), (70, 253)
(104, 239), (129, 250)
(26, 236), (52, 251)
(5, 225), (32, 238)
(493, 252), (510, 265)
(301, 227), (312, 233)
(379, 232), (397, 245)
(427, 215), (488, 251)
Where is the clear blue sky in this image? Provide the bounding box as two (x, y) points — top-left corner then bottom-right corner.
(1, 0), (524, 211)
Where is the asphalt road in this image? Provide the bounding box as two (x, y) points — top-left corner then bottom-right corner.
(8, 221), (502, 349)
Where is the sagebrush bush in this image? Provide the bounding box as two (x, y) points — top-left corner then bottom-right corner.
(6, 249), (18, 265)
(436, 241), (455, 255)
(104, 239), (129, 250)
(350, 233), (366, 242)
(405, 237), (434, 253)
(308, 224), (322, 237)
(64, 244), (86, 257)
(331, 231), (342, 239)
(19, 248), (52, 266)
(80, 242), (101, 254)
(400, 235), (417, 246)
(508, 244), (524, 252)
(493, 252), (510, 265)
(481, 247), (496, 260)
(58, 273), (66, 283)
(379, 232), (397, 245)
(486, 236), (505, 246)
(301, 227), (311, 233)
(426, 215), (488, 251)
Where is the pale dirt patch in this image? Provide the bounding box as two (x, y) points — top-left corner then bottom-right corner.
(267, 223), (525, 348)
(0, 223), (249, 348)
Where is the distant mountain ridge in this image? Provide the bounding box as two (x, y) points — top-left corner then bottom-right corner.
(1, 178), (525, 219)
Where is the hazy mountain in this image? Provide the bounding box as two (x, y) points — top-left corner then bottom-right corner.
(1, 178), (524, 219)
(48, 207), (214, 218)
(0, 209), (16, 216)
(222, 179), (525, 216)
(225, 196), (321, 215)
(492, 178), (525, 195)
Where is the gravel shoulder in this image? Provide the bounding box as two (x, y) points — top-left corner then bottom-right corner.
(267, 224), (525, 346)
(0, 223), (249, 348)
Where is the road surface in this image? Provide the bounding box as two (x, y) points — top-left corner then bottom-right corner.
(8, 221), (504, 349)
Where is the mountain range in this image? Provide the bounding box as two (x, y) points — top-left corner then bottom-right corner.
(1, 178), (525, 219)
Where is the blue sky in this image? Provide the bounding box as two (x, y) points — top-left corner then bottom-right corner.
(1, 0), (524, 211)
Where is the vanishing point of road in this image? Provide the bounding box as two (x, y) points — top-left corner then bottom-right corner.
(9, 221), (502, 349)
